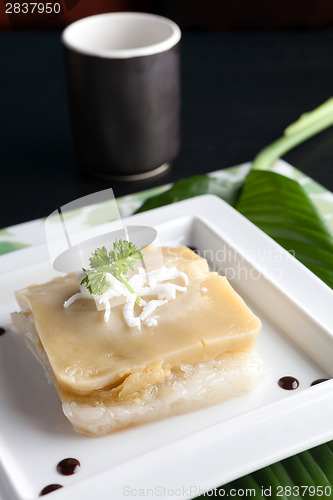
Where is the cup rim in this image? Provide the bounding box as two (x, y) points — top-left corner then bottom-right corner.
(61, 12), (181, 59)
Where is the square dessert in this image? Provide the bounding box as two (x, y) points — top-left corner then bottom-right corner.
(11, 246), (264, 436)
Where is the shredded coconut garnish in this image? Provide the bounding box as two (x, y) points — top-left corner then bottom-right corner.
(64, 266), (188, 330)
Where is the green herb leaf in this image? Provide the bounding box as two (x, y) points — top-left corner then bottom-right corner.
(80, 268), (110, 296)
(109, 240), (143, 277)
(81, 240), (143, 299)
(89, 246), (111, 270)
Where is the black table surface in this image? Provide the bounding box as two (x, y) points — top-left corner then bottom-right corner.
(1, 28), (333, 229)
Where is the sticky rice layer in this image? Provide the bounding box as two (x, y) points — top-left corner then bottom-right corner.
(63, 350), (265, 436)
(11, 310), (265, 436)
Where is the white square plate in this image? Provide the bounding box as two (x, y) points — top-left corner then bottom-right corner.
(0, 195), (332, 500)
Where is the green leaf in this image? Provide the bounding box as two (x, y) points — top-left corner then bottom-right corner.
(194, 442), (333, 499)
(0, 229), (13, 236)
(0, 241), (29, 256)
(135, 175), (243, 213)
(236, 170), (333, 289)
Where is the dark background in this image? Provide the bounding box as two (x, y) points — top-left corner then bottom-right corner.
(1, 1), (333, 228)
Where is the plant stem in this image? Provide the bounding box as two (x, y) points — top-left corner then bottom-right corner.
(119, 275), (141, 305)
(252, 98), (333, 171)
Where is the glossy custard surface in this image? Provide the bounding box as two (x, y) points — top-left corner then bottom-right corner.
(15, 246), (261, 396)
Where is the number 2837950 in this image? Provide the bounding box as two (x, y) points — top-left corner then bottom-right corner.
(5, 3), (61, 14)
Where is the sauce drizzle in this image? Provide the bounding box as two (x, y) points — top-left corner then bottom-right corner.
(56, 457), (80, 476)
(278, 376), (299, 390)
(39, 484), (63, 496)
(311, 378), (329, 386)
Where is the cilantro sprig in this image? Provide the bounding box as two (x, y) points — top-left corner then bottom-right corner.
(81, 239), (143, 304)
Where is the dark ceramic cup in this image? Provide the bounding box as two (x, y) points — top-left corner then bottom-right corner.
(62, 12), (181, 180)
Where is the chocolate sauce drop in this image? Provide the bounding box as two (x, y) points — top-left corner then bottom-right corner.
(278, 376), (299, 390)
(0, 327), (6, 336)
(311, 378), (329, 386)
(56, 458), (80, 476)
(39, 484), (63, 496)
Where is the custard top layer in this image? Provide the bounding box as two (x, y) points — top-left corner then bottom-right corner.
(15, 246), (261, 395)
